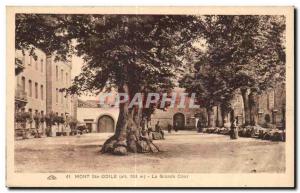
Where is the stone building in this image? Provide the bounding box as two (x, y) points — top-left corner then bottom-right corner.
(76, 88), (208, 132)
(257, 85), (286, 129)
(45, 55), (74, 117)
(226, 86), (286, 129)
(15, 48), (76, 135)
(15, 49), (74, 116)
(76, 88), (205, 133)
(77, 99), (119, 133)
(151, 86), (286, 130)
(15, 49), (47, 115)
(150, 88), (203, 130)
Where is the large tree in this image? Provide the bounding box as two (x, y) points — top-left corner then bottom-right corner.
(180, 55), (235, 127)
(185, 15), (286, 126)
(65, 15), (202, 155)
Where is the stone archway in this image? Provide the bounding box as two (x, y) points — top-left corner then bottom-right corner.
(173, 113), (185, 131)
(97, 115), (115, 133)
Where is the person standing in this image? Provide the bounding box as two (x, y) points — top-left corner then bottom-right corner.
(155, 121), (165, 139)
(197, 119), (202, 132)
(167, 123), (172, 133)
(174, 121), (178, 132)
(230, 116), (239, 139)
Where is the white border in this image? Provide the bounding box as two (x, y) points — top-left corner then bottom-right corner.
(1, 1), (298, 192)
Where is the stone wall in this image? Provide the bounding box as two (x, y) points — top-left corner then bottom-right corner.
(77, 106), (119, 132)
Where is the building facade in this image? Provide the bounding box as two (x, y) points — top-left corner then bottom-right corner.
(76, 88), (203, 133)
(151, 86), (286, 130)
(15, 48), (75, 136)
(150, 88), (203, 130)
(77, 99), (119, 133)
(45, 55), (74, 117)
(225, 86), (286, 129)
(15, 49), (47, 115)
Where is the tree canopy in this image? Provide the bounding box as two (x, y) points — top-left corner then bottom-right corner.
(65, 15), (202, 96)
(15, 14), (73, 75)
(200, 15), (286, 92)
(180, 15), (286, 126)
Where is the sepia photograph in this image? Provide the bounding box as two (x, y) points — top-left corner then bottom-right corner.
(6, 6), (294, 187)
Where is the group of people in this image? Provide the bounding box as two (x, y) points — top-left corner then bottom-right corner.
(139, 119), (165, 140)
(142, 114), (254, 141)
(167, 122), (179, 133)
(131, 119), (165, 153)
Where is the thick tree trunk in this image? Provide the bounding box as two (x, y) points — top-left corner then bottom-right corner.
(249, 90), (258, 126)
(220, 106), (228, 127)
(215, 105), (220, 127)
(207, 106), (215, 127)
(241, 88), (250, 126)
(220, 108), (225, 127)
(101, 84), (159, 155)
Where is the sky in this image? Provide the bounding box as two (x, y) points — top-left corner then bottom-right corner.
(71, 55), (101, 101)
(71, 55), (83, 79)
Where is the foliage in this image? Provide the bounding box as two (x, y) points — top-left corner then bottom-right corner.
(180, 15), (285, 113)
(40, 114), (45, 122)
(53, 116), (65, 124)
(64, 15), (203, 97)
(69, 117), (78, 129)
(180, 58), (235, 110)
(15, 14), (73, 74)
(15, 58), (24, 75)
(63, 15), (204, 132)
(201, 15), (286, 93)
(45, 112), (56, 126)
(15, 112), (31, 123)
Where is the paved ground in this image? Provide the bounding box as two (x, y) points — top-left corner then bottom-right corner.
(14, 131), (285, 173)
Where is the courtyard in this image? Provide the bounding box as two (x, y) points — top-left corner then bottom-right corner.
(14, 131), (285, 173)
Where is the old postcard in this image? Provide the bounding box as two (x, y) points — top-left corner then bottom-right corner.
(6, 6), (294, 187)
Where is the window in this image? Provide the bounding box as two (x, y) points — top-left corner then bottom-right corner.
(56, 88), (58, 103)
(66, 95), (69, 108)
(61, 91), (64, 104)
(40, 59), (43, 73)
(61, 69), (64, 82)
(21, 77), (25, 91)
(28, 80), (32, 97)
(35, 82), (38, 99)
(21, 54), (25, 65)
(41, 111), (44, 116)
(56, 66), (58, 81)
(40, 85), (44, 100)
(66, 72), (68, 85)
(35, 56), (38, 70)
(29, 55), (32, 66)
